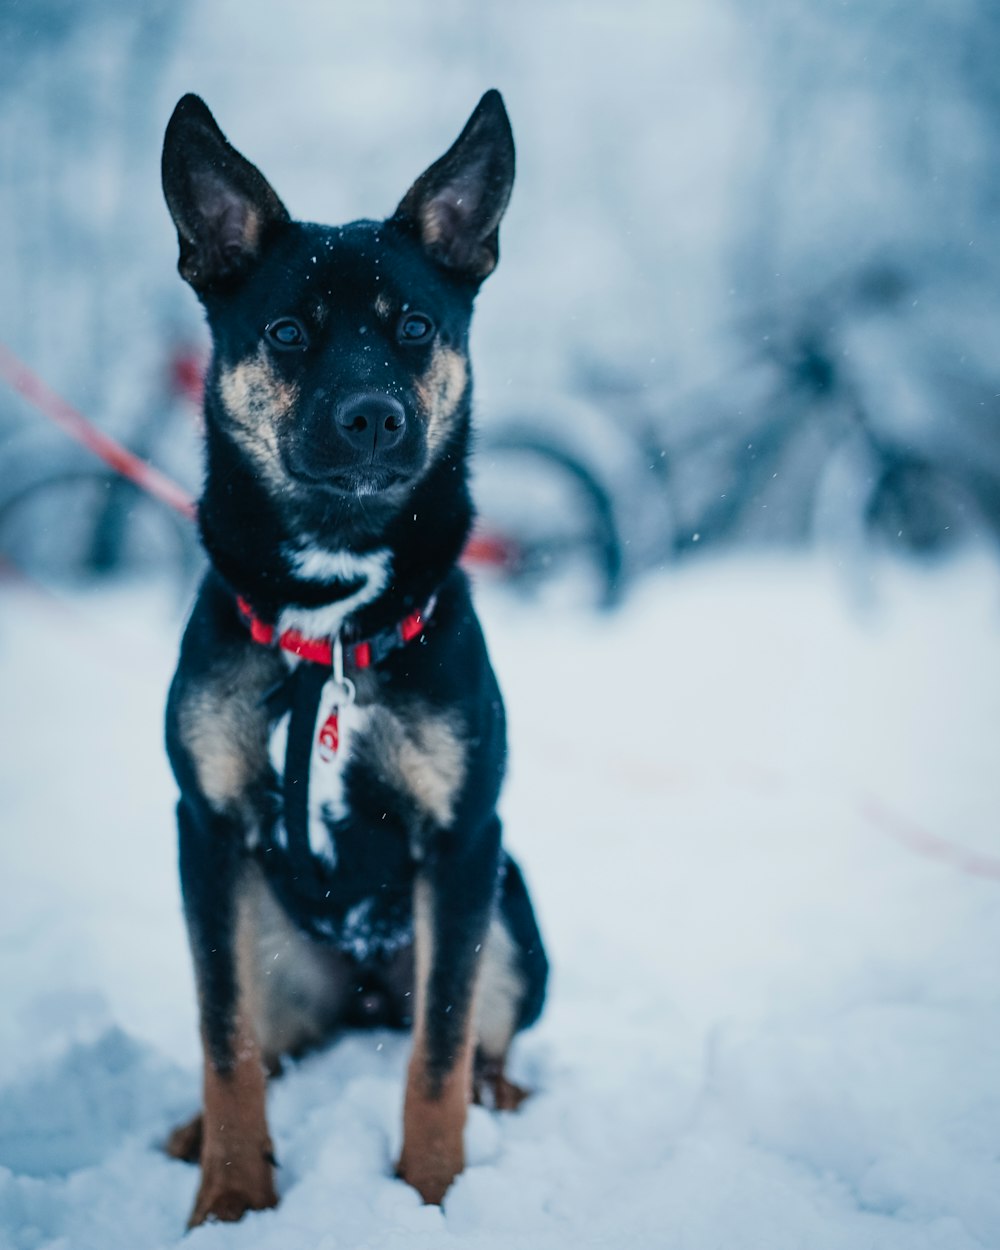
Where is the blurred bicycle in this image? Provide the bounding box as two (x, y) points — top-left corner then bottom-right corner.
(476, 261), (1000, 606)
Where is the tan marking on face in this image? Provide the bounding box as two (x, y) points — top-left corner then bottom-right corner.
(414, 345), (468, 457)
(177, 648), (276, 814)
(218, 347), (299, 482)
(366, 703), (467, 829)
(374, 292), (393, 320)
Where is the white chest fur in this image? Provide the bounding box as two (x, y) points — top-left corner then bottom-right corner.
(278, 543), (392, 639)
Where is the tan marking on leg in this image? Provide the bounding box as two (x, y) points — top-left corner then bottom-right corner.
(399, 1028), (475, 1205)
(474, 915), (523, 1059)
(472, 916), (532, 1111)
(397, 878), (476, 1205)
(189, 1020), (276, 1226)
(188, 887), (277, 1227)
(414, 345), (468, 457)
(244, 866), (352, 1063)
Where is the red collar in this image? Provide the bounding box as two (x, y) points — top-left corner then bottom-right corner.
(236, 594), (434, 669)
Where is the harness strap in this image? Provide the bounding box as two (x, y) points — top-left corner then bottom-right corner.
(286, 663), (328, 864)
(264, 663), (328, 865)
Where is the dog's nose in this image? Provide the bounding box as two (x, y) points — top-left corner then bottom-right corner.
(335, 393), (407, 455)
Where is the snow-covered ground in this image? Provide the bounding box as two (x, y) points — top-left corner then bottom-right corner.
(1, 555), (999, 1250)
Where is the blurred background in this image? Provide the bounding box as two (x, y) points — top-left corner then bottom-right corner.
(2, 0), (999, 605)
(3, 9), (1000, 1246)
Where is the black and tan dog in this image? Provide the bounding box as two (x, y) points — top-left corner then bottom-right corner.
(160, 91), (547, 1227)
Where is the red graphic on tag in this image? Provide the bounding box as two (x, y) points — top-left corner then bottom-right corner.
(317, 710), (340, 761)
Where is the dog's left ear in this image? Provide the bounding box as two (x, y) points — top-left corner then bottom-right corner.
(162, 94), (290, 293)
(392, 90), (515, 282)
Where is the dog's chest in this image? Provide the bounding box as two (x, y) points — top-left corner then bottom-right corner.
(260, 672), (414, 955)
(256, 656), (467, 955)
(266, 675), (367, 867)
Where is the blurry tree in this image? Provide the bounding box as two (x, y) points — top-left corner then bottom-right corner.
(0, 1), (186, 424)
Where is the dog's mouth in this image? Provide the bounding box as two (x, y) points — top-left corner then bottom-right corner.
(283, 453), (410, 498)
(331, 465), (409, 497)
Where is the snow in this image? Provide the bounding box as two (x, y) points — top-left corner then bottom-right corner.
(1, 554), (999, 1249)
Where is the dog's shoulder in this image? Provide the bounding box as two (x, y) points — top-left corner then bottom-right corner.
(166, 571), (282, 812)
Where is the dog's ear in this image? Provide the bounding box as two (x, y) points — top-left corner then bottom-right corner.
(392, 90), (515, 282)
(161, 94), (290, 293)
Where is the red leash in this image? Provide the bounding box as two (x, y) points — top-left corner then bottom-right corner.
(0, 342), (197, 521)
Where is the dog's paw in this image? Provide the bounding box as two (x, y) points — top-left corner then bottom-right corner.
(396, 1154), (460, 1207)
(187, 1151), (278, 1227)
(472, 1061), (532, 1112)
(164, 1112), (202, 1163)
(483, 1072), (531, 1111)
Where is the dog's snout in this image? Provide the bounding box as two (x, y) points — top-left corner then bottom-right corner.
(335, 393), (407, 454)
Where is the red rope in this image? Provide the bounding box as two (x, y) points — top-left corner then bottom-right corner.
(463, 532), (520, 570)
(0, 341), (197, 520)
(860, 795), (1000, 883)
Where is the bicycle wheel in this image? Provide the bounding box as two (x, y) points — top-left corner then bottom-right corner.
(472, 430), (624, 609)
(0, 467), (199, 586)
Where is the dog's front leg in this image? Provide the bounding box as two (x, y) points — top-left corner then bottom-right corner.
(177, 799), (277, 1228)
(398, 823), (500, 1205)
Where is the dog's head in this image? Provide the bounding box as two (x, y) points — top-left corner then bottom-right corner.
(162, 92), (514, 513)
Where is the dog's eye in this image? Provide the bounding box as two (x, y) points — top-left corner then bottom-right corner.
(265, 317), (309, 350)
(397, 313), (435, 345)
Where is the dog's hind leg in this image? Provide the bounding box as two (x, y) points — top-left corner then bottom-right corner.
(244, 866), (356, 1061)
(473, 852), (548, 1110)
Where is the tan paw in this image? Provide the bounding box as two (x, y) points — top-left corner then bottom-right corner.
(473, 1061), (532, 1111)
(164, 1112), (202, 1164)
(396, 1150), (462, 1206)
(187, 1152), (278, 1227)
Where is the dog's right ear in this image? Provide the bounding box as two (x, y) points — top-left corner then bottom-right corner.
(161, 94), (290, 293)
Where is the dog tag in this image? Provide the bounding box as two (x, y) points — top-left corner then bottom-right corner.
(317, 709), (340, 760)
(316, 634), (356, 762)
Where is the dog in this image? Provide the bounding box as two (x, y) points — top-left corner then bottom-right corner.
(159, 90), (548, 1227)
